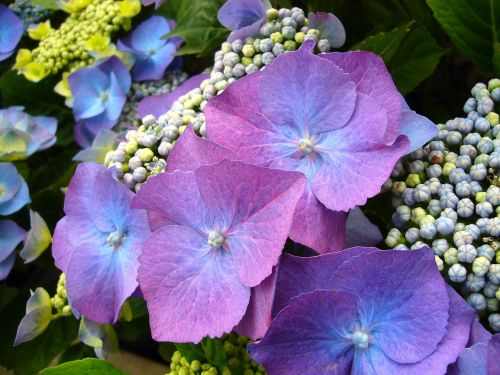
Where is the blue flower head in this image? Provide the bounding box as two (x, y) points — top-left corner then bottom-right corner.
(0, 162), (30, 216)
(0, 106), (57, 161)
(0, 220), (26, 280)
(118, 16), (181, 82)
(0, 4), (23, 61)
(68, 57), (131, 147)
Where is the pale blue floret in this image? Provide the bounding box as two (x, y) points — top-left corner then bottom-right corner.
(466, 274), (485, 292)
(426, 164), (442, 178)
(457, 244), (477, 263)
(427, 199), (441, 217)
(448, 263), (467, 283)
(489, 314), (500, 331)
(453, 230), (473, 247)
(488, 264), (500, 283)
(467, 293), (487, 311)
(486, 217), (499, 236)
(457, 198), (474, 218)
(413, 185), (431, 202)
(474, 117), (491, 132)
(432, 239), (449, 256)
(447, 131), (462, 145)
(464, 132), (481, 145)
(470, 164), (487, 180)
(455, 181), (471, 197)
(420, 223), (436, 240)
(405, 227), (419, 244)
(475, 202), (493, 217)
(440, 208), (458, 222)
(477, 245), (495, 261)
(440, 192), (459, 209)
(464, 224), (480, 240)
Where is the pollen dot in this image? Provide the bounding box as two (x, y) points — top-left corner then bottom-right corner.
(351, 329), (370, 349)
(299, 138), (315, 155)
(207, 230), (225, 248)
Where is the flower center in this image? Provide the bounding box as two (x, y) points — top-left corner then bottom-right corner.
(207, 230), (225, 248)
(298, 138), (315, 155)
(100, 91), (109, 103)
(148, 48), (157, 57)
(107, 231), (125, 249)
(351, 329), (370, 349)
(0, 185), (5, 197)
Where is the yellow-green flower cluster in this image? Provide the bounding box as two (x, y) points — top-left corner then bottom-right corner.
(51, 273), (73, 318)
(169, 334), (267, 375)
(14, 0), (140, 83)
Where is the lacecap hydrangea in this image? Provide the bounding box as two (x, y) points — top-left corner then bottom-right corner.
(104, 4), (347, 187)
(385, 78), (500, 331)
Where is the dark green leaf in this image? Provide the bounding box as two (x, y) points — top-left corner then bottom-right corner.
(158, 342), (176, 363)
(40, 358), (127, 374)
(494, 42), (500, 74)
(201, 337), (227, 368)
(427, 0), (500, 70)
(353, 22), (446, 94)
(174, 343), (206, 363)
(58, 343), (97, 364)
(160, 0), (229, 57)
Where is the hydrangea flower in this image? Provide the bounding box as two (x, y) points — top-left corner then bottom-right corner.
(0, 4), (23, 61)
(0, 163), (30, 216)
(206, 40), (437, 254)
(14, 288), (53, 345)
(68, 57), (131, 147)
(249, 247), (476, 374)
(141, 0), (164, 8)
(51, 162), (150, 323)
(132, 159), (305, 343)
(137, 73), (209, 118)
(0, 219), (26, 280)
(118, 16), (181, 82)
(308, 12), (346, 49)
(218, 0), (270, 42)
(0, 106), (57, 161)
(19, 210), (52, 263)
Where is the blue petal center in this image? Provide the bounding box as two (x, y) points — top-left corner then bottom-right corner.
(207, 230), (225, 248)
(100, 91), (110, 103)
(351, 329), (370, 349)
(0, 185), (5, 196)
(107, 231), (126, 249)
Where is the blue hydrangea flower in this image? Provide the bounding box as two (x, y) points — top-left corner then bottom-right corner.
(51, 163), (150, 323)
(218, 0), (270, 42)
(118, 16), (181, 82)
(249, 247), (476, 374)
(0, 219), (26, 280)
(0, 106), (57, 161)
(0, 163), (30, 216)
(0, 4), (23, 61)
(68, 57), (131, 147)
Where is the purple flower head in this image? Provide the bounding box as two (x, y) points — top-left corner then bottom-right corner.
(118, 16), (181, 82)
(132, 158), (305, 343)
(0, 106), (57, 161)
(141, 0), (165, 8)
(52, 162), (150, 324)
(69, 57), (131, 147)
(0, 162), (30, 216)
(137, 73), (209, 118)
(206, 40), (437, 254)
(0, 219), (26, 280)
(218, 0), (270, 42)
(249, 247), (476, 374)
(0, 5), (23, 61)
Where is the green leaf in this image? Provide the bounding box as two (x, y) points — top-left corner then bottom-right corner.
(160, 0), (229, 57)
(201, 337), (227, 368)
(427, 0), (500, 70)
(353, 22), (446, 94)
(30, 0), (60, 10)
(494, 42), (500, 74)
(40, 358), (127, 374)
(58, 343), (96, 364)
(174, 343), (206, 363)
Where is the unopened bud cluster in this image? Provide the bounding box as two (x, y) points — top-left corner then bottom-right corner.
(385, 78), (500, 331)
(14, 0), (137, 82)
(105, 6), (331, 189)
(115, 70), (188, 133)
(168, 333), (266, 375)
(50, 273), (72, 318)
(9, 0), (52, 30)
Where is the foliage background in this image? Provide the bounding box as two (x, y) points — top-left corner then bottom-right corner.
(0, 0), (498, 373)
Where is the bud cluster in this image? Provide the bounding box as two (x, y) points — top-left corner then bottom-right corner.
(51, 273), (72, 318)
(105, 6), (331, 189)
(116, 70), (188, 132)
(385, 78), (500, 331)
(14, 0), (138, 82)
(168, 333), (266, 375)
(9, 0), (52, 30)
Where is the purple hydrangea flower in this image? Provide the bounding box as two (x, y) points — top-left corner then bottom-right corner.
(308, 12), (346, 48)
(206, 40), (437, 254)
(118, 16), (181, 82)
(218, 0), (270, 42)
(69, 57), (131, 147)
(0, 162), (30, 216)
(0, 4), (23, 61)
(249, 247), (476, 374)
(447, 321), (499, 375)
(0, 219), (26, 280)
(137, 73), (209, 118)
(132, 158), (305, 343)
(52, 162), (150, 324)
(0, 106), (57, 161)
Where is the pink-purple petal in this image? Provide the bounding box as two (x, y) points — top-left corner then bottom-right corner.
(258, 40), (357, 134)
(138, 225), (251, 343)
